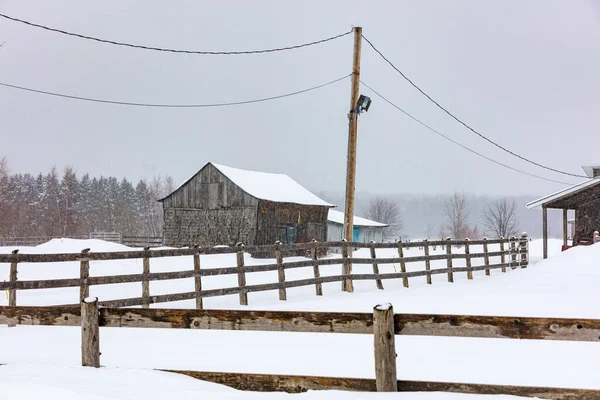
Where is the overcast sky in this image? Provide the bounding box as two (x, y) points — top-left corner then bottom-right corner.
(1, 0), (599, 198)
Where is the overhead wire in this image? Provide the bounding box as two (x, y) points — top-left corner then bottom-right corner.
(0, 75), (350, 108)
(0, 13), (352, 55)
(361, 35), (588, 179)
(360, 80), (577, 186)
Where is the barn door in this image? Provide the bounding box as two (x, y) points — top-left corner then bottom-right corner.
(352, 226), (361, 242)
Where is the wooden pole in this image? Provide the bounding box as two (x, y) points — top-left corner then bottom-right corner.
(520, 232), (528, 268)
(398, 241), (408, 288)
(563, 209), (568, 247)
(275, 242), (286, 301)
(311, 240), (323, 296)
(500, 237), (506, 273)
(543, 207), (548, 259)
(341, 240), (354, 292)
(373, 303), (397, 392)
(81, 297), (100, 368)
(8, 249), (18, 327)
(80, 248), (90, 303)
(510, 236), (517, 269)
(193, 245), (203, 309)
(236, 244), (248, 306)
(465, 238), (472, 280)
(342, 26), (362, 291)
(142, 246), (150, 309)
(370, 241), (384, 290)
(446, 238), (453, 283)
(423, 239), (431, 284)
(483, 238), (490, 276)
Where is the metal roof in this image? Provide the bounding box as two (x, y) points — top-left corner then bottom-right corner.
(526, 178), (600, 209)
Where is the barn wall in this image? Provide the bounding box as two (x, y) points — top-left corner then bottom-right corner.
(255, 201), (329, 245)
(327, 222), (344, 241)
(162, 164), (259, 209)
(163, 207), (257, 247)
(575, 199), (600, 238)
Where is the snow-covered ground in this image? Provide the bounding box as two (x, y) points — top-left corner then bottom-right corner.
(1, 237), (597, 399)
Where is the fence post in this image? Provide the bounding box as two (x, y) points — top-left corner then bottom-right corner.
(311, 239), (323, 296)
(446, 238), (453, 283)
(236, 243), (248, 306)
(519, 232), (528, 268)
(373, 303), (397, 392)
(81, 297), (100, 368)
(80, 248), (90, 303)
(397, 241), (408, 288)
(465, 238), (472, 280)
(141, 247), (150, 308)
(193, 245), (203, 309)
(8, 249), (18, 327)
(275, 241), (286, 301)
(370, 241), (384, 290)
(483, 238), (490, 276)
(500, 237), (506, 273)
(510, 236), (517, 270)
(341, 240), (354, 293)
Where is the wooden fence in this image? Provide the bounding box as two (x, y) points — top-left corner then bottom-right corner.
(1, 301), (598, 398)
(0, 234), (163, 248)
(0, 236), (528, 308)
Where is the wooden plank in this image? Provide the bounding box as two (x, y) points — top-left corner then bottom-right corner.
(99, 307), (374, 334)
(446, 239), (453, 283)
(142, 247), (150, 309)
(483, 238), (490, 276)
(193, 246), (202, 309)
(465, 239), (472, 280)
(236, 247), (248, 306)
(275, 243), (286, 301)
(0, 305), (81, 326)
(81, 298), (100, 368)
(398, 242), (408, 288)
(423, 240), (431, 284)
(395, 313), (600, 342)
(369, 243), (383, 290)
(311, 241), (323, 296)
(163, 369), (600, 399)
(373, 304), (397, 392)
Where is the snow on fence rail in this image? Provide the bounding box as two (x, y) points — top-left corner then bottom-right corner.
(0, 236), (528, 308)
(1, 301), (598, 398)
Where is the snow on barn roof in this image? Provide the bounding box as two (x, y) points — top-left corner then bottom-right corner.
(327, 209), (388, 227)
(526, 178), (600, 209)
(211, 163), (333, 207)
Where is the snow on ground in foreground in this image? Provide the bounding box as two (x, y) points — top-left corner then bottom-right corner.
(0, 237), (597, 399)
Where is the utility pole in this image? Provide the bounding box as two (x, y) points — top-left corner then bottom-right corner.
(342, 26), (362, 292)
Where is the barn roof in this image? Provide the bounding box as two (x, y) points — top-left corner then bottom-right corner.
(526, 178), (600, 210)
(162, 162), (333, 207)
(327, 209), (388, 227)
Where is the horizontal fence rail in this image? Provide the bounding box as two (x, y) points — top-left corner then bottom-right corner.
(1, 236), (529, 308)
(0, 302), (598, 399)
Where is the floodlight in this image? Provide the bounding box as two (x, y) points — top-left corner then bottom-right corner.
(356, 94), (372, 113)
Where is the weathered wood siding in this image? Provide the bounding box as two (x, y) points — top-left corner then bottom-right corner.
(162, 164), (258, 247)
(256, 201), (328, 245)
(575, 198), (600, 238)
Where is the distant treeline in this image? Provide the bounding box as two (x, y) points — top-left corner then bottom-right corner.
(0, 158), (173, 238)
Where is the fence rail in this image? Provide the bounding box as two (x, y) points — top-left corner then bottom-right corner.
(1, 236), (528, 308)
(0, 302), (597, 399)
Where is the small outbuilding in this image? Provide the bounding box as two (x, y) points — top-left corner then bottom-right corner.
(159, 162), (333, 247)
(327, 209), (388, 243)
(527, 164), (600, 259)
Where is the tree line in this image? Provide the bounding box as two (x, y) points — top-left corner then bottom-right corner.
(0, 158), (173, 239)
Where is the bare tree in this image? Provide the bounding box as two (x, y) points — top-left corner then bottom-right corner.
(366, 196), (403, 238)
(444, 191), (470, 239)
(482, 198), (519, 238)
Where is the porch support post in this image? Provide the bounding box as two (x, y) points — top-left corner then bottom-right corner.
(563, 209), (568, 247)
(543, 206), (548, 259)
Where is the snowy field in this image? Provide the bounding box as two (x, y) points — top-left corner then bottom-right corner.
(1, 237), (598, 399)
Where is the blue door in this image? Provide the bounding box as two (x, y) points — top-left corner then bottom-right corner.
(353, 226), (361, 242)
(286, 227), (296, 244)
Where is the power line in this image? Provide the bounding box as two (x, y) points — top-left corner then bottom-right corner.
(360, 80), (576, 186)
(361, 35), (588, 179)
(0, 75), (350, 108)
(0, 13), (352, 55)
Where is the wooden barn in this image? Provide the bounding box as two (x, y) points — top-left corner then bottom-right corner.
(159, 162), (333, 247)
(527, 164), (600, 259)
(327, 209), (388, 243)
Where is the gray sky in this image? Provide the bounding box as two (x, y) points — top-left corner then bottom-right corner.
(1, 0), (599, 198)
